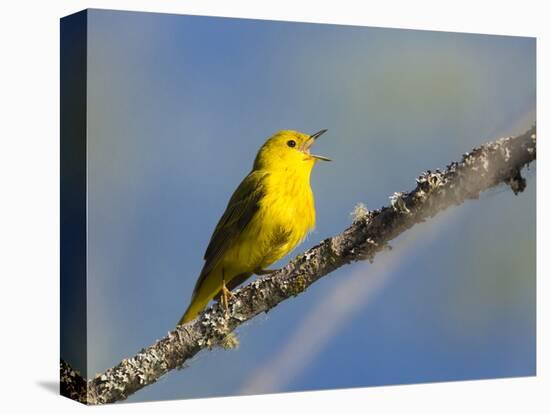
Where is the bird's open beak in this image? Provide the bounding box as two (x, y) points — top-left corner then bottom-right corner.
(303, 129), (331, 161)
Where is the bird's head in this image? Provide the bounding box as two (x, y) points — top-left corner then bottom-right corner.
(253, 129), (330, 171)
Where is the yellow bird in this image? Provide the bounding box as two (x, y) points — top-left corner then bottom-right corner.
(178, 129), (330, 325)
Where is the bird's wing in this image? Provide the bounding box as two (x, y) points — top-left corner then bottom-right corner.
(191, 170), (268, 296)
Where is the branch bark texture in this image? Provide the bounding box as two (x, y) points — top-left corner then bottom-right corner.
(61, 126), (536, 404)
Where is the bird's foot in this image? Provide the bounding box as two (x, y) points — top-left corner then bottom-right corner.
(254, 268), (280, 275)
(219, 282), (235, 312)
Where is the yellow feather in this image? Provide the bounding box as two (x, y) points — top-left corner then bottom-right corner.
(178, 129), (328, 324)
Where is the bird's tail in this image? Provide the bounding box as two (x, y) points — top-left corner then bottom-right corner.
(177, 300), (206, 325)
(177, 267), (222, 325)
(177, 269), (253, 325)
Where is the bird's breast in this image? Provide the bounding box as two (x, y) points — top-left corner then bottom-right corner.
(225, 168), (316, 272)
(251, 170), (316, 266)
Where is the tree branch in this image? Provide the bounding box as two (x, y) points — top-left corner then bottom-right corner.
(61, 125), (536, 404)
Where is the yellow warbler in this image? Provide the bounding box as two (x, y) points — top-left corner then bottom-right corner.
(178, 129), (330, 325)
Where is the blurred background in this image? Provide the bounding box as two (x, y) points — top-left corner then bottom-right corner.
(81, 9), (535, 402)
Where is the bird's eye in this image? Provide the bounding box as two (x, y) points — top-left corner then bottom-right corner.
(287, 140), (296, 148)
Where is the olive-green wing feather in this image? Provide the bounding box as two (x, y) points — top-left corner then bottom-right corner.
(191, 171), (267, 297)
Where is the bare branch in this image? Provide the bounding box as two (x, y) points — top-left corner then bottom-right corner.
(61, 126), (536, 404)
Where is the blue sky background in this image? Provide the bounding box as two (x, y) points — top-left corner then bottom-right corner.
(82, 9), (535, 402)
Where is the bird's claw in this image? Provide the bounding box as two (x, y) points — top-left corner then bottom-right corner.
(220, 282), (235, 313)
